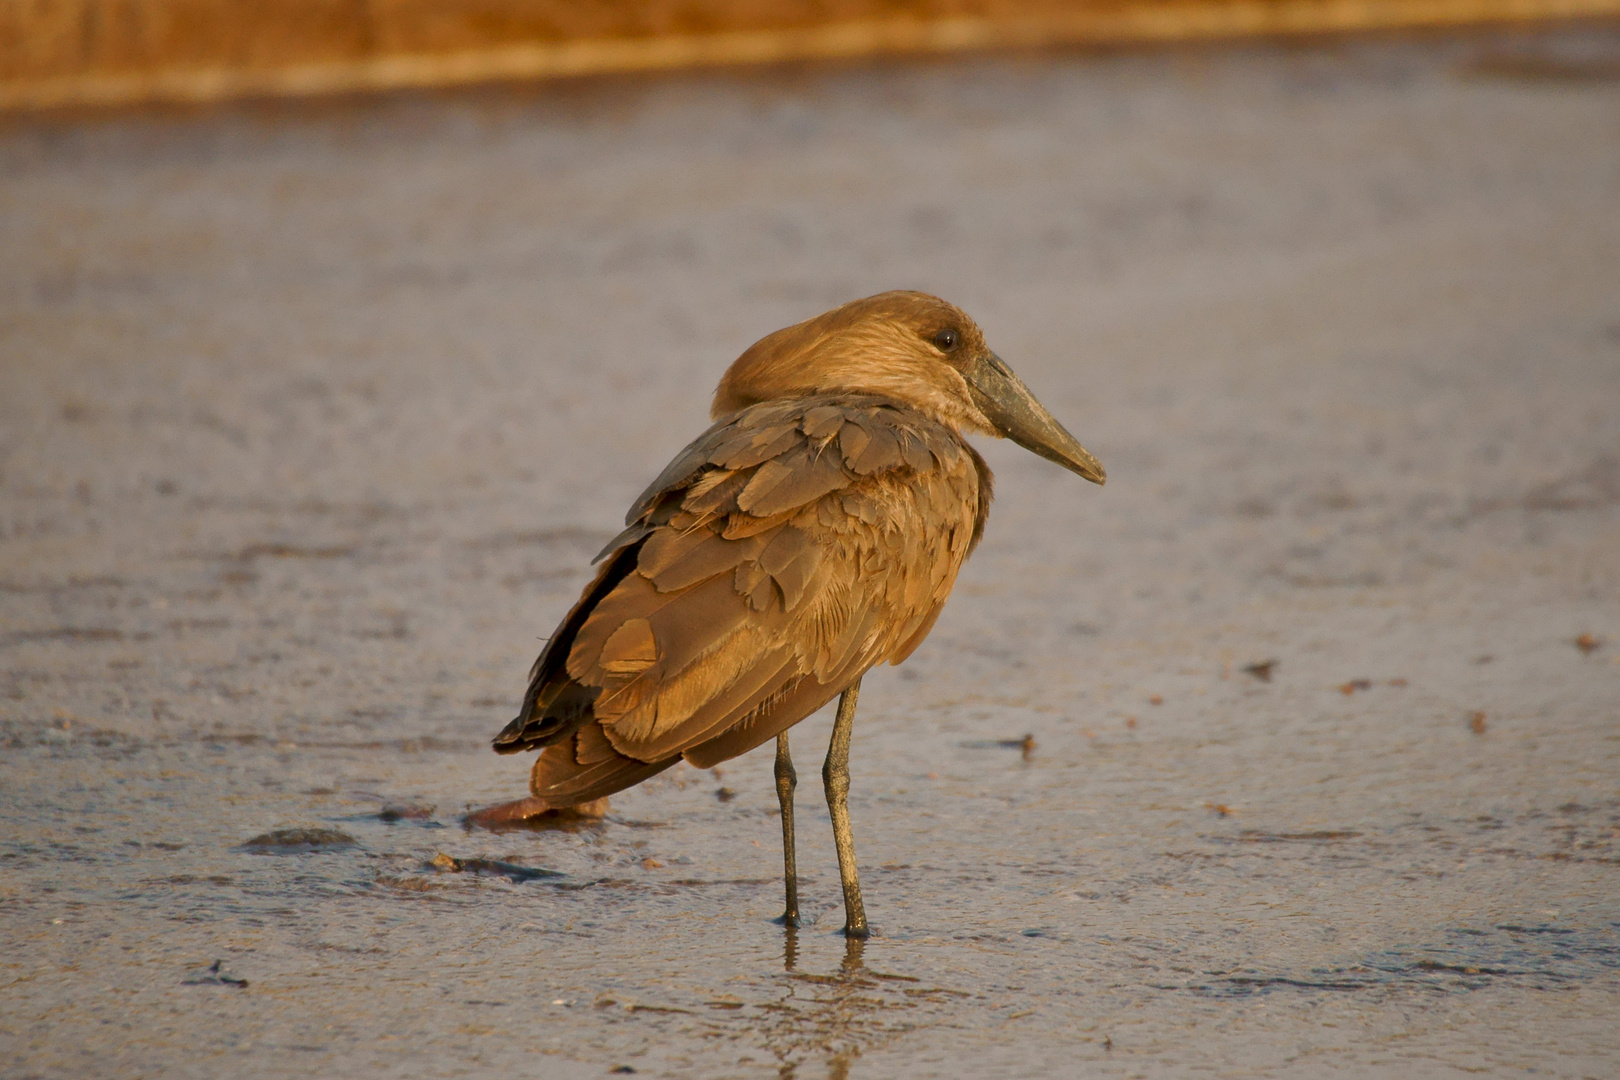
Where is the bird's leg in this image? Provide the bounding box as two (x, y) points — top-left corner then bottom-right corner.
(823, 677), (869, 938)
(774, 730), (800, 927)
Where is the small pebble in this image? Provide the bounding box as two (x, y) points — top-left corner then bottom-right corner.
(1242, 660), (1277, 682)
(183, 959), (247, 988)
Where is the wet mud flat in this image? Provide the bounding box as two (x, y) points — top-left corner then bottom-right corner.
(3, 26), (1619, 1080)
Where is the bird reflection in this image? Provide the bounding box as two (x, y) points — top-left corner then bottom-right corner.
(780, 925), (866, 976)
(764, 930), (913, 1077)
(839, 935), (866, 975)
(782, 924), (799, 972)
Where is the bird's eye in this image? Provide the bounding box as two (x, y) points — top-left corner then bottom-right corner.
(933, 328), (959, 352)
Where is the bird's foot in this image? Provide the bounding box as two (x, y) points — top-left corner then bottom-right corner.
(463, 796), (608, 830)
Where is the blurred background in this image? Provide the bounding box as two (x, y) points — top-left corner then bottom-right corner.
(5, 0), (1620, 108)
(2, 4), (1618, 1079)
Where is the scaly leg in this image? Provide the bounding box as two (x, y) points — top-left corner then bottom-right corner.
(823, 677), (869, 938)
(774, 731), (800, 927)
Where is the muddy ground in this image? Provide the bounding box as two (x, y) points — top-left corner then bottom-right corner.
(2, 26), (1618, 1080)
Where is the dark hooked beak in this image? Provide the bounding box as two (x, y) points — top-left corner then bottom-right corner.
(965, 352), (1106, 485)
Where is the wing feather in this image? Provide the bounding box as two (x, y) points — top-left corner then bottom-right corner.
(737, 445), (849, 517)
(684, 662), (853, 769)
(757, 525), (820, 611)
(843, 414), (904, 474)
(639, 526), (769, 593)
(623, 642), (800, 759)
(711, 421), (804, 470)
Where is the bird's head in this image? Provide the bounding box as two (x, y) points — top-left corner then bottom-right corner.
(712, 290), (1105, 484)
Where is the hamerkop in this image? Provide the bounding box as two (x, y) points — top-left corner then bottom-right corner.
(470, 291), (1104, 936)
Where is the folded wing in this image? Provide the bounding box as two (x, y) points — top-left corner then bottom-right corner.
(494, 394), (990, 806)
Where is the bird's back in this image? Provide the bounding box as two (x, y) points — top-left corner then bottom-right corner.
(493, 393), (991, 807)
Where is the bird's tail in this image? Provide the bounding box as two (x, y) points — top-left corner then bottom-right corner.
(528, 723), (679, 805)
(492, 680), (594, 754)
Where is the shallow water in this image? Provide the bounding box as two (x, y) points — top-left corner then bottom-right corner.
(3, 28), (1619, 1078)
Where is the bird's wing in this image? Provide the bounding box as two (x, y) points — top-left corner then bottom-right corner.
(501, 395), (988, 802)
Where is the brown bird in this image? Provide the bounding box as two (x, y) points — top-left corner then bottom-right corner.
(468, 290), (1104, 936)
